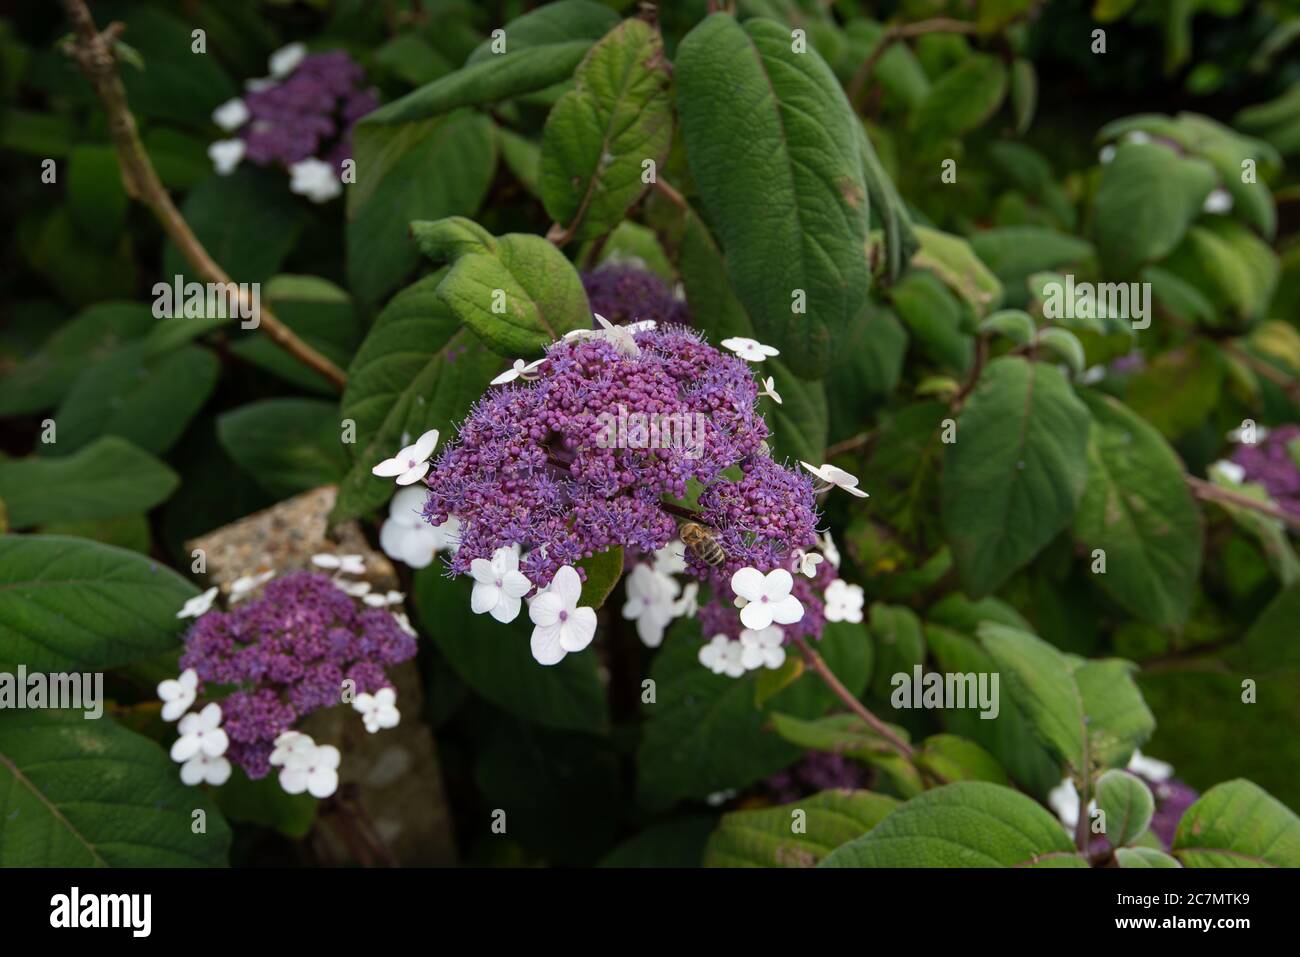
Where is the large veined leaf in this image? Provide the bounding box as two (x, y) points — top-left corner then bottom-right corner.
(858, 123), (918, 284)
(464, 1), (620, 65)
(540, 18), (673, 239)
(412, 567), (608, 734)
(1072, 391), (1203, 628)
(942, 357), (1090, 596)
(411, 217), (591, 356)
(676, 14), (871, 378)
(1073, 657), (1155, 768)
(347, 110), (496, 304)
(46, 342), (220, 457)
(704, 790), (898, 868)
(911, 226), (1003, 317)
(332, 271), (501, 523)
(0, 535), (197, 673)
(364, 41), (597, 125)
(1092, 141), (1216, 276)
(821, 781), (1087, 867)
(217, 399), (350, 500)
(0, 437), (177, 529)
(1172, 779), (1300, 867)
(0, 709), (230, 866)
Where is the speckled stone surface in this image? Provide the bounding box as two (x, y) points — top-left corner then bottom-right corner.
(186, 485), (456, 865)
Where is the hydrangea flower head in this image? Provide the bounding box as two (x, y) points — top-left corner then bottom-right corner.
(581, 264), (689, 328)
(177, 570), (416, 780)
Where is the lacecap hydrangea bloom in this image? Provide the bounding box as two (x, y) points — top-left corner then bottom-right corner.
(581, 263), (689, 328)
(416, 321), (851, 665)
(208, 43), (377, 202)
(1230, 423), (1300, 518)
(165, 569), (416, 790)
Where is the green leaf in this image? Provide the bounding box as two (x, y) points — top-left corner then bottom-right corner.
(1173, 779), (1300, 867)
(1116, 846), (1181, 867)
(912, 226), (1003, 317)
(217, 399), (349, 500)
(891, 271), (973, 374)
(465, 1), (620, 65)
(0, 436), (178, 529)
(942, 357), (1091, 596)
(1125, 339), (1223, 439)
(1036, 327), (1085, 376)
(213, 765), (317, 840)
(540, 18), (672, 239)
(412, 567), (608, 734)
(868, 601), (926, 701)
(576, 546), (623, 609)
(858, 123), (918, 284)
(968, 227), (1093, 308)
(332, 272), (501, 523)
(704, 789), (898, 867)
(364, 41), (597, 126)
(163, 167), (304, 284)
(1096, 769), (1155, 847)
(67, 145), (127, 248)
(821, 781), (1087, 867)
(0, 302), (154, 416)
(676, 14), (871, 378)
(1092, 141), (1216, 276)
(768, 712), (903, 761)
(1072, 391), (1203, 628)
(412, 217), (591, 356)
(1009, 57), (1037, 134)
(0, 534), (197, 673)
(765, 358), (828, 466)
(911, 54), (1007, 152)
(0, 710), (230, 866)
(1231, 585), (1300, 671)
(979, 309), (1036, 346)
(917, 734), (1008, 785)
(49, 342), (219, 457)
(347, 110), (496, 304)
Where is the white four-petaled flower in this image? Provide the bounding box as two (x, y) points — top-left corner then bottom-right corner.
(312, 553), (366, 576)
(380, 487), (458, 569)
(157, 668), (199, 722)
(720, 337), (779, 362)
(740, 625), (787, 670)
(792, 549), (824, 578)
(490, 357), (547, 385)
(208, 139), (245, 175)
(800, 461), (869, 498)
(352, 687), (400, 733)
(621, 563), (680, 648)
(528, 565), (597, 665)
(288, 157), (343, 203)
(823, 578), (865, 623)
(211, 97), (249, 131)
(278, 741), (341, 799)
(177, 586), (218, 620)
(698, 634), (745, 678)
(730, 567), (805, 631)
(758, 376), (783, 404)
(229, 569), (274, 604)
(268, 42), (307, 78)
(470, 546), (532, 624)
(171, 703), (230, 785)
(372, 429), (440, 485)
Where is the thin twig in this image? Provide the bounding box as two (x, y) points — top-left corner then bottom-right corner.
(1186, 475), (1300, 532)
(796, 637), (913, 758)
(60, 0), (348, 391)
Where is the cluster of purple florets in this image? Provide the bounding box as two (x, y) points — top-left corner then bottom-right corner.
(179, 572), (415, 778)
(239, 51), (377, 171)
(1231, 423), (1300, 518)
(422, 325), (819, 592)
(581, 264), (689, 327)
(765, 750), (870, 804)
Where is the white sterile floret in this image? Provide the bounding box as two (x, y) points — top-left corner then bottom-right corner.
(211, 97), (249, 131)
(800, 461), (869, 498)
(673, 581), (700, 619)
(353, 687), (400, 733)
(730, 567), (804, 630)
(698, 634), (746, 678)
(528, 565), (597, 665)
(312, 553), (366, 576)
(336, 579), (371, 598)
(380, 487), (458, 569)
(1047, 777), (1095, 831)
(177, 586), (218, 619)
(288, 157), (343, 203)
(758, 376), (783, 404)
(1210, 460), (1246, 485)
(362, 590), (404, 608)
(1203, 188), (1233, 214)
(171, 703), (230, 785)
(720, 336), (780, 362)
(372, 429), (440, 486)
(621, 563), (680, 648)
(820, 530), (841, 569)
(268, 42), (307, 78)
(208, 139), (245, 175)
(792, 549), (824, 578)
(490, 357), (546, 385)
(593, 313), (641, 358)
(392, 611), (417, 637)
(823, 579), (865, 624)
(278, 741), (341, 799)
(470, 545), (532, 624)
(1127, 749), (1174, 782)
(739, 625), (786, 670)
(270, 731), (315, 767)
(229, 569), (274, 604)
(653, 540), (687, 576)
(157, 668), (199, 722)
